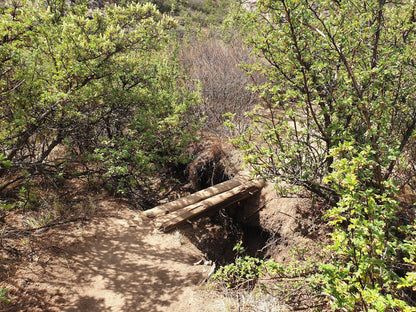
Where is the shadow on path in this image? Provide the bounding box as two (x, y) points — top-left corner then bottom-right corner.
(4, 210), (208, 312)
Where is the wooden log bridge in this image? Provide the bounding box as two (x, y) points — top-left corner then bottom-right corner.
(144, 177), (265, 232)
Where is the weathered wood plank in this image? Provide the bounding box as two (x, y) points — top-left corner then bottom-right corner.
(155, 180), (264, 232)
(143, 177), (247, 219)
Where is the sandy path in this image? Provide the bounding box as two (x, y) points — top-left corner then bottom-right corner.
(3, 205), (214, 312)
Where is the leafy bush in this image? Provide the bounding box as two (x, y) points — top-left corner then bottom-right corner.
(213, 255), (267, 289)
(318, 143), (416, 311)
(226, 0), (416, 309)
(231, 0), (416, 201)
(213, 241), (285, 289)
(0, 0), (199, 203)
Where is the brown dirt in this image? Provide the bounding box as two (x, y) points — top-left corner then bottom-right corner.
(242, 182), (329, 263)
(0, 199), (215, 312)
(0, 178), (331, 312)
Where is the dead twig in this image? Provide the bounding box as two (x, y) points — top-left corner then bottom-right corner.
(1, 217), (89, 238)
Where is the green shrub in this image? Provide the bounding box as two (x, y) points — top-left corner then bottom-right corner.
(213, 255), (267, 289)
(318, 143), (416, 311)
(0, 0), (199, 202)
(226, 0), (416, 308)
(213, 241), (285, 289)
(231, 0), (416, 202)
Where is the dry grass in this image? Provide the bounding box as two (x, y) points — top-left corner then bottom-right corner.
(200, 283), (290, 312)
(180, 31), (263, 138)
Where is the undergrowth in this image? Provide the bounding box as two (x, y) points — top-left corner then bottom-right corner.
(212, 241), (324, 310)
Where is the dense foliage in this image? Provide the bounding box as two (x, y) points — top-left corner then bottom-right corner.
(0, 0), (199, 204)
(227, 0), (416, 309)
(321, 143), (416, 311)
(233, 0), (416, 201)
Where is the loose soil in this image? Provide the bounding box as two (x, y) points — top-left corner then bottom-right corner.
(0, 199), (218, 312)
(0, 180), (330, 312)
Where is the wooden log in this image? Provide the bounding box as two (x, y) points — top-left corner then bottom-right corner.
(155, 180), (264, 232)
(143, 177), (247, 218)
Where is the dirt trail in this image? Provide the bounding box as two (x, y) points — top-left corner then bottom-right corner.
(2, 202), (215, 312)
